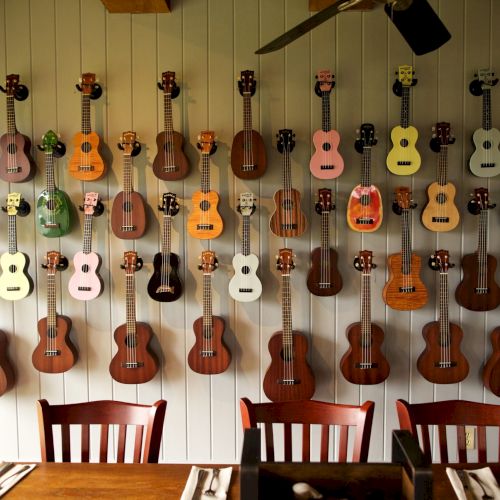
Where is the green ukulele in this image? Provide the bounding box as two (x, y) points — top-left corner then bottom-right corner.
(36, 130), (72, 237)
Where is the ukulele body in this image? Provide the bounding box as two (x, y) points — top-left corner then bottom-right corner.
(483, 327), (500, 396)
(0, 330), (15, 396)
(69, 131), (105, 181)
(340, 322), (390, 385)
(188, 316), (230, 374)
(0, 251), (32, 300)
(153, 130), (189, 181)
(109, 322), (159, 384)
(32, 315), (77, 373)
(421, 181), (460, 231)
(269, 189), (307, 238)
(386, 125), (421, 175)
(231, 129), (267, 180)
(455, 253), (500, 311)
(147, 252), (182, 302)
(469, 127), (500, 177)
(346, 185), (383, 232)
(36, 189), (72, 238)
(68, 251), (103, 301)
(0, 132), (36, 182)
(417, 321), (469, 384)
(263, 331), (315, 402)
(187, 190), (223, 240)
(111, 191), (147, 239)
(309, 129), (344, 179)
(229, 253), (262, 302)
(306, 247), (342, 296)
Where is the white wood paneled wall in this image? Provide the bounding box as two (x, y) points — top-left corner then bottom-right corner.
(0, 0), (499, 463)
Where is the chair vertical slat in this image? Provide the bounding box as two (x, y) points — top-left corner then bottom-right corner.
(419, 425), (432, 461)
(284, 423), (292, 461)
(81, 424), (90, 462)
(438, 425), (449, 463)
(117, 425), (127, 463)
(133, 426), (144, 463)
(477, 426), (487, 463)
(338, 425), (348, 462)
(457, 425), (467, 463)
(99, 424), (109, 462)
(320, 424), (329, 462)
(302, 424), (310, 462)
(61, 424), (71, 462)
(264, 423), (274, 462)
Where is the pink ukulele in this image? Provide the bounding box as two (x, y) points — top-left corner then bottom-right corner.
(309, 70), (344, 179)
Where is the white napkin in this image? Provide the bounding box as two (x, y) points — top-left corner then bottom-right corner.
(446, 466), (500, 500)
(180, 465), (232, 500)
(0, 463), (37, 497)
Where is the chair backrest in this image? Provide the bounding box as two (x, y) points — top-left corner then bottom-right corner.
(240, 397), (374, 462)
(396, 399), (500, 463)
(37, 399), (166, 463)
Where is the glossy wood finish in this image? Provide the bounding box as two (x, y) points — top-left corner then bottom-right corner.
(421, 181), (459, 231)
(346, 187), (383, 232)
(153, 131), (189, 180)
(37, 399), (166, 463)
(306, 248), (342, 296)
(0, 329), (14, 396)
(110, 191), (146, 239)
(187, 190), (223, 239)
(483, 327), (500, 396)
(147, 253), (182, 302)
(69, 132), (105, 181)
(269, 190), (307, 238)
(231, 129), (266, 180)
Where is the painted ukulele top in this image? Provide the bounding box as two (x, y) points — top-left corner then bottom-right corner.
(0, 73), (35, 183)
(69, 72), (105, 181)
(153, 71), (189, 181)
(386, 65), (421, 175)
(421, 122), (459, 232)
(309, 69), (344, 179)
(469, 68), (500, 177)
(231, 70), (266, 179)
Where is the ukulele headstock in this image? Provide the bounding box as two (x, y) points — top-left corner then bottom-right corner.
(276, 248), (295, 274)
(430, 121), (455, 152)
(314, 69), (335, 97)
(158, 71), (180, 99)
(38, 130), (66, 158)
(118, 131), (141, 157)
(392, 186), (417, 215)
(429, 249), (454, 272)
(197, 131), (217, 155)
(199, 250), (218, 273)
(354, 250), (376, 273)
(237, 192), (256, 217)
(315, 188), (334, 214)
(79, 192), (103, 217)
(468, 187), (496, 215)
(42, 251), (68, 273)
(121, 251), (143, 273)
(238, 70), (256, 97)
(0, 74), (29, 101)
(276, 129), (295, 154)
(76, 73), (102, 99)
(159, 192), (180, 217)
(393, 64), (417, 96)
(354, 123), (377, 153)
(469, 68), (499, 96)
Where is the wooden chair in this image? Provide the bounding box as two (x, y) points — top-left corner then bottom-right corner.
(396, 399), (500, 463)
(37, 399), (166, 463)
(240, 397), (374, 462)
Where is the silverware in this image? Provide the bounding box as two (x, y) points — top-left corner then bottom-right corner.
(468, 472), (494, 500)
(0, 465), (30, 490)
(0, 463), (14, 477)
(204, 467), (220, 496)
(191, 469), (208, 500)
(456, 469), (474, 500)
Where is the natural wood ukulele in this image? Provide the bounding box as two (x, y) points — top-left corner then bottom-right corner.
(483, 327), (500, 397)
(0, 330), (15, 396)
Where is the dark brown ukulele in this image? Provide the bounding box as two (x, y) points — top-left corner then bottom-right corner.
(32, 251), (77, 374)
(417, 250), (469, 384)
(483, 327), (500, 396)
(0, 330), (15, 396)
(188, 250), (231, 374)
(152, 71), (189, 181)
(230, 70), (266, 179)
(455, 188), (500, 311)
(306, 188), (342, 296)
(109, 251), (159, 384)
(263, 249), (315, 401)
(340, 250), (390, 385)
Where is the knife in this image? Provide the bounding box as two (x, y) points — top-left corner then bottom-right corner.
(0, 463), (14, 478)
(191, 469), (208, 500)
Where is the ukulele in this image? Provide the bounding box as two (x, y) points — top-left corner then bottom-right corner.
(421, 122), (460, 231)
(0, 330), (15, 396)
(147, 192), (183, 302)
(309, 70), (344, 179)
(152, 71), (189, 180)
(36, 130), (72, 238)
(32, 251), (77, 374)
(188, 250), (231, 374)
(0, 193), (32, 301)
(229, 192), (262, 302)
(417, 250), (469, 384)
(469, 68), (500, 177)
(306, 188), (342, 296)
(0, 74), (35, 182)
(68, 73), (105, 181)
(483, 327), (500, 397)
(386, 65), (421, 175)
(109, 251), (159, 384)
(263, 249), (315, 401)
(187, 131), (223, 239)
(346, 123), (383, 232)
(230, 70), (266, 179)
(340, 250), (389, 385)
(68, 192), (104, 301)
(383, 187), (428, 310)
(455, 188), (500, 311)
(111, 131), (146, 239)
(269, 129), (307, 238)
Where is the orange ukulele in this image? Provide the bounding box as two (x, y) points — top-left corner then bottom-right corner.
(383, 187), (428, 310)
(68, 73), (105, 181)
(152, 71), (189, 181)
(263, 249), (315, 401)
(187, 131), (223, 239)
(109, 251), (159, 384)
(417, 250), (469, 384)
(0, 330), (15, 396)
(346, 123), (383, 232)
(483, 327), (500, 396)
(340, 251), (389, 385)
(32, 251), (77, 374)
(188, 250), (231, 375)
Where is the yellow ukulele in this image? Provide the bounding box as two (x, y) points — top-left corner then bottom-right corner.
(386, 65), (421, 175)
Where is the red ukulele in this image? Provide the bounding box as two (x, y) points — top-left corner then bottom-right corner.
(483, 327), (500, 396)
(0, 330), (15, 396)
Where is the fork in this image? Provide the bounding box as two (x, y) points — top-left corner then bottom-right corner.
(468, 472), (494, 500)
(204, 467), (220, 496)
(0, 465), (30, 490)
(191, 469), (208, 500)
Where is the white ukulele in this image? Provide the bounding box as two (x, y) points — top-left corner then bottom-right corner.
(68, 192), (104, 300)
(229, 192), (262, 302)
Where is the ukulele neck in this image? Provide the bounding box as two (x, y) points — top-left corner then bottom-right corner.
(125, 272), (137, 337)
(163, 92), (173, 134)
(202, 273), (213, 331)
(360, 272), (372, 346)
(483, 88), (492, 130)
(400, 209), (413, 275)
(321, 91), (331, 132)
(437, 144), (448, 185)
(45, 152), (56, 193)
(123, 153), (133, 193)
(47, 272), (57, 332)
(161, 213), (172, 255)
(243, 93), (252, 133)
(281, 274), (292, 347)
(361, 147), (372, 187)
(241, 214), (251, 256)
(438, 270), (450, 344)
(400, 86), (410, 128)
(81, 94), (91, 134)
(6, 95), (16, 135)
(200, 153), (211, 193)
(7, 214), (17, 254)
(82, 214), (94, 254)
(477, 209), (489, 279)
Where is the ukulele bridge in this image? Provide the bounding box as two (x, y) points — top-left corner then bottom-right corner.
(280, 223), (297, 230)
(435, 361), (457, 368)
(398, 286), (416, 293)
(355, 217), (374, 225)
(6, 286), (21, 291)
(120, 225), (137, 232)
(201, 350), (215, 358)
(397, 161), (412, 166)
(44, 349), (61, 357)
(163, 165), (178, 172)
(321, 165), (334, 170)
(475, 287), (489, 294)
(78, 165), (95, 171)
(44, 223), (60, 228)
(242, 164), (257, 171)
(277, 378), (300, 385)
(355, 362), (378, 369)
(319, 282), (331, 288)
(7, 166), (20, 173)
(78, 286), (92, 291)
(121, 361), (145, 368)
(238, 288), (253, 293)
(481, 162), (496, 168)
(432, 216), (449, 223)
(156, 285), (175, 293)
(197, 224), (214, 230)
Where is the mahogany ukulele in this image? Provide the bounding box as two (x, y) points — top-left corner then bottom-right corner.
(346, 123), (383, 232)
(187, 131), (223, 239)
(455, 188), (500, 311)
(111, 131), (146, 239)
(68, 73), (105, 181)
(269, 129), (307, 238)
(263, 249), (315, 401)
(340, 250), (389, 385)
(188, 250), (231, 375)
(417, 250), (469, 384)
(0, 74), (35, 182)
(231, 70), (266, 179)
(109, 251), (159, 384)
(309, 70), (344, 179)
(32, 251), (77, 374)
(147, 193), (183, 302)
(483, 326), (500, 396)
(152, 71), (189, 180)
(0, 330), (15, 396)
(383, 187), (428, 310)
(421, 122), (459, 231)
(306, 188), (342, 296)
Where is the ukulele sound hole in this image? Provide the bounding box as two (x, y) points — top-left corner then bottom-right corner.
(81, 141), (92, 153)
(122, 201), (133, 212)
(8, 264), (17, 273)
(241, 266), (250, 275)
(81, 264), (89, 273)
(360, 194), (370, 206)
(162, 142), (173, 153)
(7, 143), (17, 154)
(280, 349), (294, 362)
(199, 200), (211, 211)
(436, 193), (447, 204)
(400, 138), (409, 147)
(483, 140), (492, 150)
(125, 335), (137, 347)
(322, 142), (331, 152)
(281, 199), (293, 210)
(46, 199), (56, 211)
